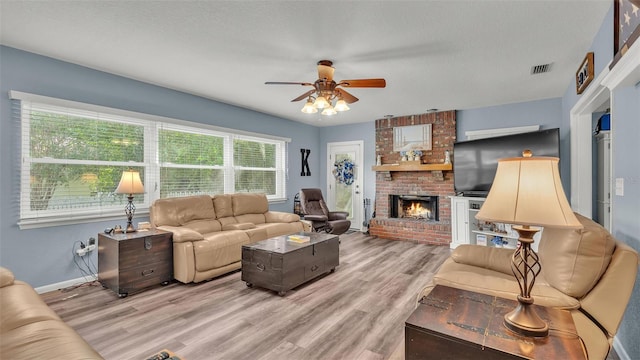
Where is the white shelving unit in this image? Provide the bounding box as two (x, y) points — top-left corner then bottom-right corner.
(450, 196), (532, 250)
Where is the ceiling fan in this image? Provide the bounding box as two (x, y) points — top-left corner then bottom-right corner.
(265, 60), (386, 115)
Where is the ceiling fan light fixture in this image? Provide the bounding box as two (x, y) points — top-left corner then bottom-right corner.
(301, 99), (318, 113)
(321, 105), (337, 116)
(334, 99), (350, 112)
(314, 96), (329, 109)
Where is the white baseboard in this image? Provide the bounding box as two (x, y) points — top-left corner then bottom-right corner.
(613, 337), (631, 360)
(34, 275), (96, 294)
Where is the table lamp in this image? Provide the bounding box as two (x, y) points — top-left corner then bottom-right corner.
(115, 169), (145, 233)
(475, 150), (582, 337)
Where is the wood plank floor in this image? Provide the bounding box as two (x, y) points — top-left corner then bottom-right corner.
(41, 232), (450, 360)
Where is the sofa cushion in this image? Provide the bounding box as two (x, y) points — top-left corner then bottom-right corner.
(0, 267), (15, 288)
(213, 194), (234, 218)
(184, 219), (222, 235)
(232, 193), (269, 216)
(0, 319), (103, 360)
(152, 195), (215, 227)
(0, 281), (62, 332)
(156, 226), (204, 243)
(194, 231), (250, 270)
(451, 245), (513, 276)
(434, 258), (580, 309)
(222, 222), (256, 231)
(235, 213), (266, 225)
(539, 213), (615, 298)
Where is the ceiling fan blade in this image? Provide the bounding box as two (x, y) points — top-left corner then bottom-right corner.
(335, 88), (359, 104)
(317, 64), (335, 82)
(265, 81), (314, 86)
(338, 79), (386, 88)
(291, 89), (316, 102)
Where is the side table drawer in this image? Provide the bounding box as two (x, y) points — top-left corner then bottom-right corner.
(119, 234), (172, 269)
(119, 262), (172, 286)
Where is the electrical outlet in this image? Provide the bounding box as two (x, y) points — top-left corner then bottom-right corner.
(88, 237), (96, 246)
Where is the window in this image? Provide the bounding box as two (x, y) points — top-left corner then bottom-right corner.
(12, 91), (289, 228)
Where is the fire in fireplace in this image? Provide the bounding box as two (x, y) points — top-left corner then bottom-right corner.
(389, 195), (439, 221)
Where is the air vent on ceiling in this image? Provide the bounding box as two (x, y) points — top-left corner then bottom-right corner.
(531, 63), (553, 75)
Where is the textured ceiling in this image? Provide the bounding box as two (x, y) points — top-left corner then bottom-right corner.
(0, 1), (611, 127)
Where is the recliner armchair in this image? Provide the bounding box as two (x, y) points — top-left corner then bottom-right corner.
(299, 188), (351, 235)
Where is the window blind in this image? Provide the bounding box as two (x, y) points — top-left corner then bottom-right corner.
(11, 91), (290, 229)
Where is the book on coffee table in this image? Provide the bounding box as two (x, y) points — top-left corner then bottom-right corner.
(287, 234), (311, 243)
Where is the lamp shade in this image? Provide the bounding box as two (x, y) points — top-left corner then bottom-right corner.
(114, 170), (145, 195)
(475, 154), (582, 229)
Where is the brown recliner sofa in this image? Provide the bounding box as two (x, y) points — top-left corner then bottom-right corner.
(150, 193), (306, 283)
(420, 213), (638, 359)
(0, 267), (103, 360)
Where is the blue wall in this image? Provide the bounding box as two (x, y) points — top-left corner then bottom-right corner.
(0, 46), (321, 287)
(559, 4), (639, 359)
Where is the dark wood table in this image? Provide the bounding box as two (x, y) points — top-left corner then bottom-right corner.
(98, 229), (173, 298)
(241, 232), (339, 296)
(405, 285), (587, 360)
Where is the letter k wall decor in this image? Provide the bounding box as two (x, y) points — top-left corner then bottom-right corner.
(301, 149), (311, 176)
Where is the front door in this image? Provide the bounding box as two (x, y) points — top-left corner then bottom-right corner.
(327, 141), (363, 231)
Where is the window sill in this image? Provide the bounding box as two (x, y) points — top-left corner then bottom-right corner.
(19, 210), (150, 230)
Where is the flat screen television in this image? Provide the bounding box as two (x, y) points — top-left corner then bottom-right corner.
(453, 128), (560, 197)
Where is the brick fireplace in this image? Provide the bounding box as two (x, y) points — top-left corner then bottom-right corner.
(369, 111), (456, 245)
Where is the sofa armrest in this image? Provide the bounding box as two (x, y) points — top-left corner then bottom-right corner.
(328, 211), (349, 220)
(451, 244), (514, 276)
(156, 226), (204, 243)
(265, 211), (300, 223)
(302, 214), (328, 222)
(0, 267), (15, 288)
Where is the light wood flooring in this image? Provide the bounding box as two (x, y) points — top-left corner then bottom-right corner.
(41, 232), (450, 360)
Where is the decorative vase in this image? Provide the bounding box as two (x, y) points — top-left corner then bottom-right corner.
(444, 150), (451, 164)
(414, 155), (420, 162)
(402, 155), (408, 161)
(376, 155), (382, 166)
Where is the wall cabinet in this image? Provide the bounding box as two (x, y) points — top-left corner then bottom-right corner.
(450, 196), (520, 250)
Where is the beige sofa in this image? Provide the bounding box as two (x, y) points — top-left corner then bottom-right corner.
(421, 213), (638, 359)
(150, 193), (306, 283)
(0, 267), (103, 360)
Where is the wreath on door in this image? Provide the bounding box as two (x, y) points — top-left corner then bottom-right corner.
(333, 158), (355, 185)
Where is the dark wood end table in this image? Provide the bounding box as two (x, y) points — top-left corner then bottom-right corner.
(405, 285), (587, 360)
(98, 228), (173, 298)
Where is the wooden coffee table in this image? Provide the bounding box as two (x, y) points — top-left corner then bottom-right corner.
(405, 285), (587, 360)
(241, 232), (339, 296)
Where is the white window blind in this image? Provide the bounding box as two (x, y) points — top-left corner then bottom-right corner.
(11, 91), (290, 229)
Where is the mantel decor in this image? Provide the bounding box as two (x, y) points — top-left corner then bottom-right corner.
(393, 124), (432, 152)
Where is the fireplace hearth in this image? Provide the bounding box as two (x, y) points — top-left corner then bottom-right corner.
(389, 195), (439, 221)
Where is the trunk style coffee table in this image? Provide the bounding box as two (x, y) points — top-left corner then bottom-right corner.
(241, 232), (339, 296)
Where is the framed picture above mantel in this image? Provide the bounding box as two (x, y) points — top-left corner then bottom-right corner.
(611, 0), (640, 69)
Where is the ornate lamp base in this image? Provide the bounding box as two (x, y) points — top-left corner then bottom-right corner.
(504, 299), (549, 337)
(505, 225), (549, 338)
(124, 194), (137, 233)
